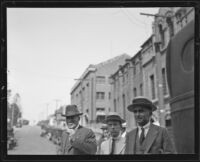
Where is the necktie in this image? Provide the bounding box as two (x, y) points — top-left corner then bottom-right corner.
(139, 127), (145, 145)
(110, 138), (116, 154)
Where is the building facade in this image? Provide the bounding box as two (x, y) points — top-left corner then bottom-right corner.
(110, 7), (194, 131)
(70, 54), (130, 126)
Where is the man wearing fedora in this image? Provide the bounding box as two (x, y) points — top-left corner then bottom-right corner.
(99, 112), (126, 155)
(58, 105), (97, 155)
(125, 96), (176, 154)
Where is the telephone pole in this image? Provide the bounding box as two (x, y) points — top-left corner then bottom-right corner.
(46, 103), (49, 120)
(54, 99), (60, 125)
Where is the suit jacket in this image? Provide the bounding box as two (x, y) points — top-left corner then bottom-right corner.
(59, 125), (97, 155)
(125, 124), (177, 154)
(99, 135), (126, 154)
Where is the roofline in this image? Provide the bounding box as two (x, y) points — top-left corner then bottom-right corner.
(70, 66), (96, 94)
(140, 35), (153, 48)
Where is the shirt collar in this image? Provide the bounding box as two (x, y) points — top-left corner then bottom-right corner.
(138, 121), (151, 130)
(112, 131), (122, 140)
(65, 123), (80, 132)
(74, 123), (80, 131)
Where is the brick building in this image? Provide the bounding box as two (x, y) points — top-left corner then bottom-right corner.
(109, 7), (194, 131)
(70, 54), (130, 126)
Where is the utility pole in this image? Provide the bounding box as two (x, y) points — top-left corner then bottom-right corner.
(54, 99), (60, 126)
(46, 103), (49, 120)
(140, 12), (173, 127)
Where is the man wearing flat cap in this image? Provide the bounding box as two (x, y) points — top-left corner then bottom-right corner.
(99, 112), (126, 154)
(58, 105), (97, 155)
(125, 96), (176, 154)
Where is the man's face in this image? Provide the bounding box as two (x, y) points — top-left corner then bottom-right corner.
(133, 106), (152, 126)
(107, 120), (122, 138)
(66, 115), (80, 129)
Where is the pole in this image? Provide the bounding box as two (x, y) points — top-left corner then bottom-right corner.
(153, 20), (165, 127)
(54, 99), (60, 126)
(46, 103), (49, 120)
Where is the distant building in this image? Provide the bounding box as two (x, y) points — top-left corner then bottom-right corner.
(70, 54), (130, 126)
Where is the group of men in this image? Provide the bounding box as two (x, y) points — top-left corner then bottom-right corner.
(57, 96), (177, 155)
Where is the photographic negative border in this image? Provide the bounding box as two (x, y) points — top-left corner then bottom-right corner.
(1, 0), (200, 161)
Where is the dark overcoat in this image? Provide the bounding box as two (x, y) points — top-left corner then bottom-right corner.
(59, 125), (97, 155)
(125, 124), (177, 154)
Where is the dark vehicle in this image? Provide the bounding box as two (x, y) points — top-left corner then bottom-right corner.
(7, 126), (17, 150)
(166, 20), (194, 153)
(22, 119), (29, 125)
(16, 122), (22, 128)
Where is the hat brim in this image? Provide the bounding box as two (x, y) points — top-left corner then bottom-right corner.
(61, 113), (83, 117)
(105, 118), (126, 124)
(127, 103), (157, 112)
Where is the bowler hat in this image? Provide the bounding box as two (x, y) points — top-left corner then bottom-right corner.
(61, 105), (83, 117)
(127, 96), (157, 112)
(105, 112), (125, 123)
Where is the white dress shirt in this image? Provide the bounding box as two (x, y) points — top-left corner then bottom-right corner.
(137, 121), (150, 138)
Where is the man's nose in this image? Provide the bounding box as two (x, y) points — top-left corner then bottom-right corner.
(135, 112), (140, 116)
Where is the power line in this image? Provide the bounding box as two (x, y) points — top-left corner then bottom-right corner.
(120, 8), (145, 28)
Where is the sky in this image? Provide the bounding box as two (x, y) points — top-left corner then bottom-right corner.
(7, 7), (159, 123)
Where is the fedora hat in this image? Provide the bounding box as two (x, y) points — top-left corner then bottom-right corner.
(105, 112), (125, 123)
(61, 105), (83, 117)
(100, 123), (108, 130)
(127, 96), (157, 112)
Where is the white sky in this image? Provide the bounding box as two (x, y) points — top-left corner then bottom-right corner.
(7, 8), (159, 122)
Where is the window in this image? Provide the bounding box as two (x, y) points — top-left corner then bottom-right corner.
(96, 92), (105, 100)
(140, 83), (143, 96)
(96, 107), (105, 123)
(109, 92), (111, 100)
(114, 99), (117, 112)
(136, 63), (140, 74)
(82, 87), (85, 102)
(96, 76), (106, 84)
(133, 88), (137, 97)
(133, 65), (136, 76)
(122, 94), (126, 119)
(150, 75), (156, 99)
(122, 74), (125, 85)
(162, 68), (168, 95)
(165, 113), (171, 127)
(126, 72), (128, 82)
(96, 107), (105, 111)
(159, 24), (165, 48)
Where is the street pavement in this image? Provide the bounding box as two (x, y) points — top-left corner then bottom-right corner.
(7, 125), (58, 155)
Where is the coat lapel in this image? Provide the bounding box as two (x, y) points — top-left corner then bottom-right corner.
(143, 124), (158, 154)
(118, 137), (126, 154)
(128, 129), (137, 154)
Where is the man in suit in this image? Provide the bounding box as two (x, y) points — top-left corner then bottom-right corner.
(125, 96), (176, 154)
(99, 112), (126, 155)
(58, 105), (97, 155)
